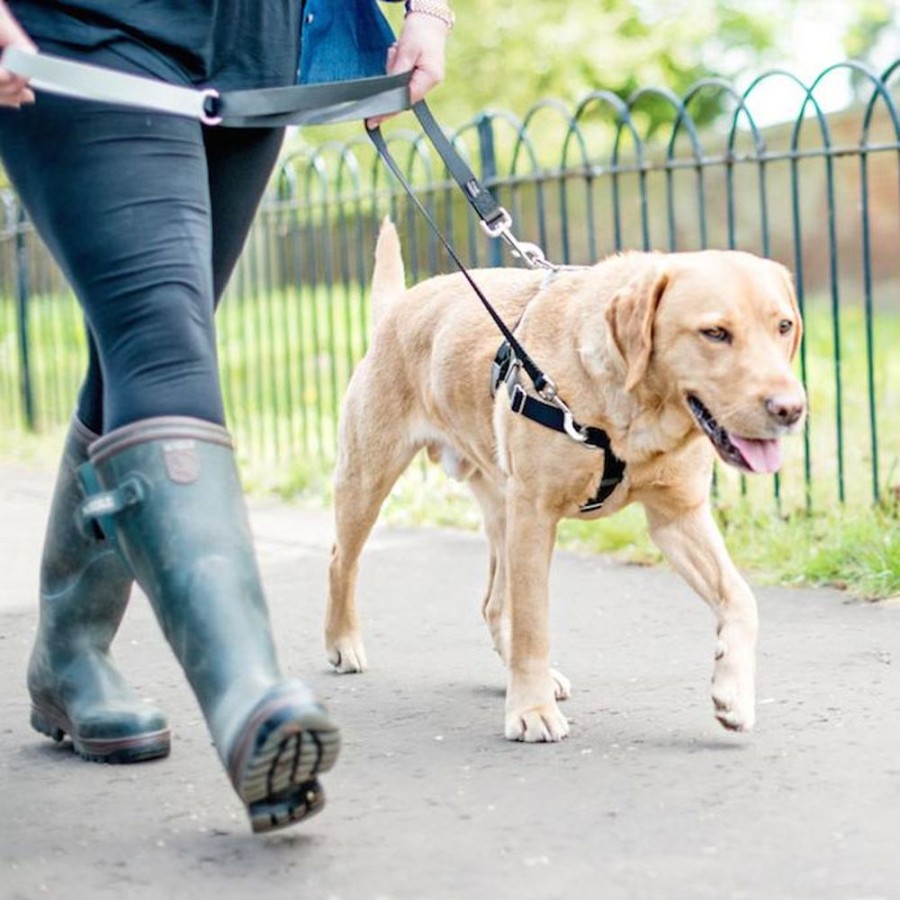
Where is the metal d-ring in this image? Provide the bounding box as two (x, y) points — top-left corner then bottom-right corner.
(199, 88), (222, 126)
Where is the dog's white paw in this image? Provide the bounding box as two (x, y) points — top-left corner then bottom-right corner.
(550, 667), (571, 701)
(711, 635), (756, 732)
(327, 634), (368, 674)
(505, 672), (570, 742)
(504, 701), (570, 742)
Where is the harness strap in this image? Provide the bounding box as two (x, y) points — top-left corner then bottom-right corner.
(491, 341), (626, 511)
(0, 47), (411, 127)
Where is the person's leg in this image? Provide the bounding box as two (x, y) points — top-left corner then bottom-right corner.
(0, 100), (339, 829)
(27, 414), (171, 762)
(76, 333), (105, 436)
(85, 417), (340, 831)
(204, 125), (286, 304)
(0, 98), (177, 763)
(0, 94), (224, 428)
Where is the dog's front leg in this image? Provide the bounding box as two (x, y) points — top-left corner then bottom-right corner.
(645, 501), (758, 732)
(503, 488), (569, 742)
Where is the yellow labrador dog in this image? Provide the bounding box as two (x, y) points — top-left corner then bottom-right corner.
(326, 220), (806, 742)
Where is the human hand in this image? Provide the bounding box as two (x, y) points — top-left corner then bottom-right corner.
(0, 1), (36, 108)
(367, 10), (449, 128)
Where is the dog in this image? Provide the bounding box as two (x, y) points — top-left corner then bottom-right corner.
(325, 219), (806, 742)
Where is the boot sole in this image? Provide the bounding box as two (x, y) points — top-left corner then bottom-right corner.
(31, 704), (171, 764)
(229, 697), (341, 835)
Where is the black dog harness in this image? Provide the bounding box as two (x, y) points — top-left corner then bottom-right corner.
(490, 340), (626, 512)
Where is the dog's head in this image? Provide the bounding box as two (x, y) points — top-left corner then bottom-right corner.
(605, 251), (806, 474)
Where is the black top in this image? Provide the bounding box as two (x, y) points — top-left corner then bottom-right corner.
(10, 1), (302, 90)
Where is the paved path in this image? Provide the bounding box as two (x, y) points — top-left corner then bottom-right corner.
(2, 460), (899, 900)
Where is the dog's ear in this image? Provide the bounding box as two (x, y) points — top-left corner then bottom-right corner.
(772, 262), (803, 360)
(605, 267), (669, 392)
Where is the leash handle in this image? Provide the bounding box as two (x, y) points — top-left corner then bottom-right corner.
(368, 120), (552, 395)
(0, 46), (412, 127)
(1, 46), (219, 122)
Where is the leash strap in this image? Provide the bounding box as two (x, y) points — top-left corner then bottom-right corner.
(0, 47), (411, 127)
(412, 102), (561, 270)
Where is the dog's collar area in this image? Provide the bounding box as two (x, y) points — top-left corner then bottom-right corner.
(491, 341), (627, 511)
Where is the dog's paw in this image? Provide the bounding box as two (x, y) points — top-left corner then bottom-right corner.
(711, 636), (756, 732)
(327, 634), (368, 674)
(550, 667), (571, 701)
(504, 702), (569, 742)
(504, 679), (570, 742)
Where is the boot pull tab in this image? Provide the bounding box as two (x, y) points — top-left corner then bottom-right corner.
(76, 464), (145, 540)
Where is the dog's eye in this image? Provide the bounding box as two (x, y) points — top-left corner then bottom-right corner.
(778, 319), (793, 335)
(701, 327), (731, 344)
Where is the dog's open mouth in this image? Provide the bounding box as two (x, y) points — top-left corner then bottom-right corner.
(687, 395), (782, 474)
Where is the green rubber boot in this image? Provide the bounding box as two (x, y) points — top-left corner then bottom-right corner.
(80, 417), (340, 833)
(28, 416), (171, 763)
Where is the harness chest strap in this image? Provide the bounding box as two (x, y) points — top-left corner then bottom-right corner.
(490, 341), (627, 512)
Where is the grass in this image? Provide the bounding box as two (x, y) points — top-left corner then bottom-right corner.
(260, 455), (899, 601)
(1, 285), (898, 600)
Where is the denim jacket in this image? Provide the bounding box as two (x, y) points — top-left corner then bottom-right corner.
(298, 0), (402, 84)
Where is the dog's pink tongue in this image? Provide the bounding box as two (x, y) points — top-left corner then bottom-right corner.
(731, 436), (783, 474)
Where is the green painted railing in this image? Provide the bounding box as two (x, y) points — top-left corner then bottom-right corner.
(2, 60), (898, 515)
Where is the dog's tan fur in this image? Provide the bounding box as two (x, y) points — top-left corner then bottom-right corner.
(326, 220), (806, 742)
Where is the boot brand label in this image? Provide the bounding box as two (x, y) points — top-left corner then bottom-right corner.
(162, 440), (199, 484)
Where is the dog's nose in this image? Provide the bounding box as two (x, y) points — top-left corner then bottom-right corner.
(765, 392), (806, 427)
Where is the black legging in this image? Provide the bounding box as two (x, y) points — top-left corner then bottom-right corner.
(0, 91), (283, 434)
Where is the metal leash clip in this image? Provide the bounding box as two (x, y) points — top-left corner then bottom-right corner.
(538, 377), (588, 443)
(479, 207), (556, 271)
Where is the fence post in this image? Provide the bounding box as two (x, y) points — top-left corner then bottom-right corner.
(13, 201), (35, 431)
(475, 113), (502, 268)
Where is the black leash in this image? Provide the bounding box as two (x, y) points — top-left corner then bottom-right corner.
(369, 103), (554, 397)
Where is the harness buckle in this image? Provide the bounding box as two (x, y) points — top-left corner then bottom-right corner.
(509, 382), (527, 414)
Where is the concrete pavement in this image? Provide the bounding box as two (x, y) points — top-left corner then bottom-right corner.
(2, 459), (899, 900)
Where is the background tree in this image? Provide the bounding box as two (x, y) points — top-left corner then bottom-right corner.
(399, 0), (789, 125)
(377, 0), (898, 133)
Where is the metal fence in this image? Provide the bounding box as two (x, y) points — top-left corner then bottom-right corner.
(1, 60), (898, 515)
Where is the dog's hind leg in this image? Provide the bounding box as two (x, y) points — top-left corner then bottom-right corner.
(326, 404), (418, 674)
(644, 500), (758, 732)
(467, 472), (508, 660)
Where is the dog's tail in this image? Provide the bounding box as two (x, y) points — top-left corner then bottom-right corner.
(371, 217), (405, 327)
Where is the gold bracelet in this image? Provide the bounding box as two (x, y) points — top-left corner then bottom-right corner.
(405, 0), (455, 31)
